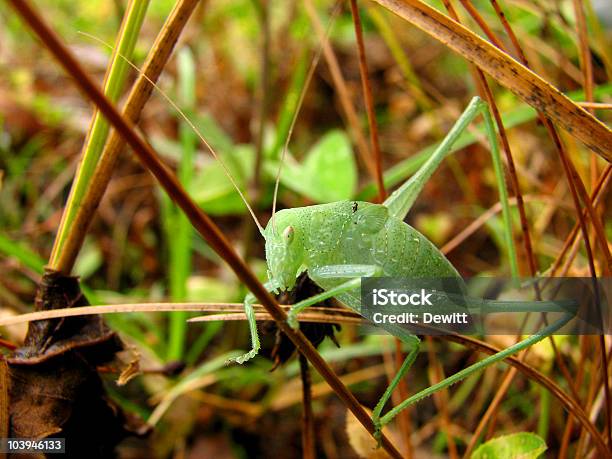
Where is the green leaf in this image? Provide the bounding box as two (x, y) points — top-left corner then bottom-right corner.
(471, 432), (547, 459)
(275, 130), (356, 203)
(186, 275), (237, 302)
(302, 130), (356, 201)
(193, 112), (235, 154)
(191, 145), (255, 215)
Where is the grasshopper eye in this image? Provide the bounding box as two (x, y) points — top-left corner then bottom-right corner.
(282, 226), (295, 244)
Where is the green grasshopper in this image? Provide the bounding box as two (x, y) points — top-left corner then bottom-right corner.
(78, 36), (574, 440)
(225, 96), (573, 438)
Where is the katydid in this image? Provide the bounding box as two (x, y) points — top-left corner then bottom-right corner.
(227, 96), (573, 438)
(73, 35), (574, 440)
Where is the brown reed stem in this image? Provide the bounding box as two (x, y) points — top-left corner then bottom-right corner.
(6, 1), (402, 456)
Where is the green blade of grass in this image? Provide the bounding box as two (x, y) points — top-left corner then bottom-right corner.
(166, 46), (197, 361)
(268, 13), (311, 161)
(366, 5), (433, 111)
(185, 321), (223, 366)
(148, 350), (243, 426)
(0, 234), (46, 274)
(49, 0), (150, 271)
(481, 104), (519, 279)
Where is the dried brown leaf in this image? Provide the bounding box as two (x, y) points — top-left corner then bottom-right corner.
(6, 271), (141, 457)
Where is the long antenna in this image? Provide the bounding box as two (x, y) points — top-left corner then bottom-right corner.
(78, 32), (266, 236)
(271, 1), (342, 234)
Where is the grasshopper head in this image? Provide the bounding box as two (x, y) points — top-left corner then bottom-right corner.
(264, 209), (305, 291)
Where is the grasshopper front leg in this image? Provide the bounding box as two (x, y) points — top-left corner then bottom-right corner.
(287, 264), (383, 328)
(228, 279), (282, 365)
(233, 265), (379, 363)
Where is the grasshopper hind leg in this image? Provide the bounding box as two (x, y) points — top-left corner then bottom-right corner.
(284, 264), (421, 441)
(373, 314), (572, 438)
(371, 331), (420, 443)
